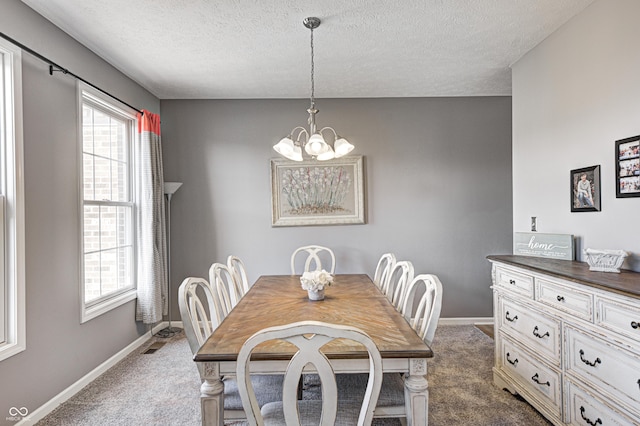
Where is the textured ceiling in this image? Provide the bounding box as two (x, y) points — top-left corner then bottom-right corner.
(20, 0), (595, 99)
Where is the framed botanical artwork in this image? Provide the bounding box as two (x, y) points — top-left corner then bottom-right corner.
(271, 155), (365, 227)
(615, 135), (640, 198)
(570, 165), (601, 212)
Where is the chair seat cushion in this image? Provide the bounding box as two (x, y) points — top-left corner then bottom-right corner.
(223, 375), (284, 410)
(261, 400), (363, 426)
(335, 372), (405, 407)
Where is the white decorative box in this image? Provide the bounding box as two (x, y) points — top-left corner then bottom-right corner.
(583, 248), (628, 273)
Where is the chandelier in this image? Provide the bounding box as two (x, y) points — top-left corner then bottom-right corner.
(273, 17), (354, 161)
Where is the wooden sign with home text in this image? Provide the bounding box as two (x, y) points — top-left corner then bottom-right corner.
(513, 232), (575, 260)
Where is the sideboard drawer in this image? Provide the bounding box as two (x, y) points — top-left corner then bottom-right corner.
(499, 337), (562, 417)
(495, 266), (534, 298)
(565, 378), (637, 426)
(597, 296), (640, 344)
(536, 278), (593, 322)
(565, 326), (640, 410)
(498, 297), (561, 365)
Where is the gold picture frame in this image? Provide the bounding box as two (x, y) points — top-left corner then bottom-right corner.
(270, 155), (365, 227)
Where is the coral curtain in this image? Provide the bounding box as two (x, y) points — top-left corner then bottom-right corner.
(135, 110), (168, 324)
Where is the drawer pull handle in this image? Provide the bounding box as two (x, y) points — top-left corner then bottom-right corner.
(506, 352), (518, 366)
(579, 406), (602, 426)
(532, 326), (549, 339)
(531, 373), (550, 387)
(579, 349), (601, 367)
(505, 311), (518, 322)
(556, 295), (565, 302)
(509, 279), (516, 285)
(632, 321), (639, 329)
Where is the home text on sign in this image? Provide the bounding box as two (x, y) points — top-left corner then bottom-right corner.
(513, 232), (574, 260)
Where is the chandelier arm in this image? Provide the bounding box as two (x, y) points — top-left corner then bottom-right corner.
(291, 127), (309, 143)
(288, 126), (307, 136)
(318, 127), (339, 142)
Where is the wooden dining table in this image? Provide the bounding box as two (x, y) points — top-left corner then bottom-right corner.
(194, 274), (433, 425)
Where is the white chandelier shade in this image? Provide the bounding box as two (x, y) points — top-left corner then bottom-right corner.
(273, 17), (355, 162)
(273, 136), (303, 161)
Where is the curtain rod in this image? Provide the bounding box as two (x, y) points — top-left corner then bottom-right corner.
(0, 32), (143, 115)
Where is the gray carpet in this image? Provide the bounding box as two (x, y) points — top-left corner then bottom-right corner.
(37, 325), (551, 425)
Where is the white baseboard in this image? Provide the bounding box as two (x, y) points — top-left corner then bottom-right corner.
(163, 320), (184, 329)
(439, 317), (493, 326)
(18, 321), (170, 425)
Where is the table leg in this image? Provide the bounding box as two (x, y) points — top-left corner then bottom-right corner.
(404, 358), (429, 426)
(200, 362), (224, 426)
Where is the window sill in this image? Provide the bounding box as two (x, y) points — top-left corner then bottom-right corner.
(81, 289), (137, 323)
(0, 341), (26, 362)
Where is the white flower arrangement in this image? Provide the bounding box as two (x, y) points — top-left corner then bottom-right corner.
(300, 269), (334, 292)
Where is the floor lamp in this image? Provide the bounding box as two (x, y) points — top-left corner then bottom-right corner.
(156, 181), (183, 338)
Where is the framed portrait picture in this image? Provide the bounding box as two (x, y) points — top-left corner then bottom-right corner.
(615, 135), (640, 198)
(570, 165), (601, 212)
(270, 155), (365, 227)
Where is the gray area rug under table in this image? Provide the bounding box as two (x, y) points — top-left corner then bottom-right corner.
(37, 325), (551, 425)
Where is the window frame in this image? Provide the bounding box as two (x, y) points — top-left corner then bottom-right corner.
(78, 83), (137, 323)
(0, 38), (26, 361)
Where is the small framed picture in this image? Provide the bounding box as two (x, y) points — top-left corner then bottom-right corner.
(570, 165), (601, 212)
(615, 135), (640, 198)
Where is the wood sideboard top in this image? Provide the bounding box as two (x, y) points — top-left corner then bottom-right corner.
(487, 255), (640, 299)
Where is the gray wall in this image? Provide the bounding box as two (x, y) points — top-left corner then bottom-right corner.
(512, 0), (640, 271)
(0, 2), (159, 422)
(160, 96), (513, 320)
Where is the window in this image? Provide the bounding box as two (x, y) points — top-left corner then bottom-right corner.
(0, 38), (25, 361)
(80, 84), (137, 322)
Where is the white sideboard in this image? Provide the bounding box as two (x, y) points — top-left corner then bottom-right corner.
(488, 255), (640, 426)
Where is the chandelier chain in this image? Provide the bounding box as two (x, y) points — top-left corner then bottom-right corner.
(310, 26), (315, 107)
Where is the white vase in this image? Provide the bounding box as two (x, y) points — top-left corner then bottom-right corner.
(307, 288), (325, 301)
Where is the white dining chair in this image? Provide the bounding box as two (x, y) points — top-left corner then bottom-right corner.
(373, 252), (396, 291)
(236, 320), (383, 426)
(290, 245), (336, 275)
(401, 274), (444, 346)
(227, 254), (250, 297)
(338, 273), (443, 423)
(209, 262), (242, 317)
(384, 260), (414, 311)
(178, 277), (284, 421)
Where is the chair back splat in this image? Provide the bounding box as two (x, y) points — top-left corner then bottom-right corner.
(237, 321), (383, 426)
(385, 260), (414, 311)
(401, 274), (444, 346)
(373, 252), (396, 291)
(227, 255), (250, 296)
(209, 262), (242, 318)
(290, 245), (336, 275)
